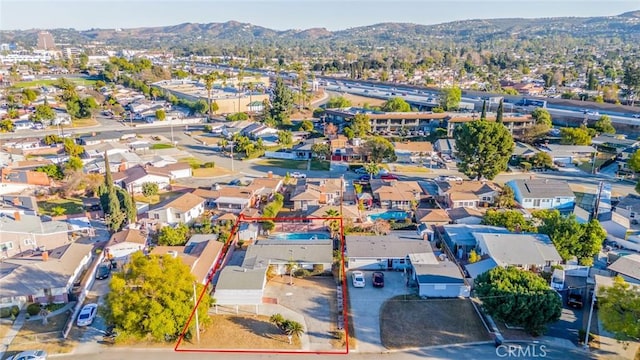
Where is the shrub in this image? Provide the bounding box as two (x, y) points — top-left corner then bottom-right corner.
(294, 268), (311, 277)
(27, 303), (42, 316)
(203, 162), (215, 168)
(0, 306), (19, 318)
(578, 329), (596, 344)
(520, 162), (532, 171)
(313, 264), (324, 273)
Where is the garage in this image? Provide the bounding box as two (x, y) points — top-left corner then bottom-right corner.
(213, 266), (267, 306)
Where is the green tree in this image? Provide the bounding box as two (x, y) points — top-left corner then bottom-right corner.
(482, 209), (536, 232)
(454, 121), (514, 180)
(36, 164), (64, 180)
(262, 220), (275, 233)
(99, 153), (124, 232)
(623, 62), (640, 106)
(597, 276), (640, 341)
(343, 127), (355, 140)
(363, 136), (397, 163)
(31, 104), (56, 122)
(475, 267), (562, 335)
(271, 77), (294, 125)
(66, 156), (83, 171)
(560, 126), (592, 145)
(311, 143), (330, 160)
(63, 138), (84, 157)
(381, 97), (411, 112)
(326, 96), (352, 109)
(155, 109), (166, 121)
(300, 120), (313, 132)
(439, 86), (462, 111)
(192, 99), (209, 115)
(116, 187), (136, 226)
(51, 206), (67, 216)
(158, 223), (190, 246)
(0, 120), (14, 132)
(102, 252), (212, 342)
(480, 100), (487, 121)
(364, 162), (380, 176)
(277, 130), (293, 148)
(531, 108), (552, 127)
(21, 88), (38, 103)
(531, 152), (553, 169)
(495, 99), (504, 123)
(283, 320), (305, 343)
(142, 182), (159, 197)
(497, 185), (516, 209)
(203, 71), (218, 119)
(324, 208), (341, 239)
(593, 115), (615, 134)
(628, 149), (640, 172)
(43, 134), (63, 145)
(349, 113), (371, 138)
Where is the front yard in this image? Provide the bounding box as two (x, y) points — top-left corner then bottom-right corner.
(38, 198), (84, 216)
(6, 313), (76, 356)
(256, 159), (330, 171)
(133, 191), (183, 205)
(380, 296), (491, 349)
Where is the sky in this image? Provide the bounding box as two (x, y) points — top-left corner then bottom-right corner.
(0, 0), (639, 31)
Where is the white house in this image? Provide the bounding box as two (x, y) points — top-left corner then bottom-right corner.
(474, 233), (562, 271)
(346, 232), (431, 270)
(506, 178), (575, 212)
(148, 193), (205, 225)
(104, 228), (148, 260)
(113, 165), (171, 193)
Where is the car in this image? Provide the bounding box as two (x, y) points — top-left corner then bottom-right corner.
(290, 172), (307, 179)
(358, 174), (371, 181)
(372, 272), (385, 288)
(567, 292), (583, 309)
(6, 350), (48, 360)
(95, 263), (111, 280)
(77, 303), (98, 327)
(354, 167), (367, 174)
(352, 271), (365, 288)
(380, 174), (399, 180)
(584, 110), (600, 116)
(633, 113), (640, 118)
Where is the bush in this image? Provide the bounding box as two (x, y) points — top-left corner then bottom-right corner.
(203, 161), (215, 168)
(0, 306), (19, 318)
(520, 162), (532, 171)
(578, 329), (596, 344)
(294, 268), (311, 278)
(313, 264), (324, 273)
(27, 303), (42, 316)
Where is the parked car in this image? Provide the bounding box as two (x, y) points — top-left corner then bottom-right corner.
(354, 167), (367, 174)
(380, 174), (399, 180)
(290, 172), (307, 179)
(6, 350), (48, 360)
(567, 291), (583, 309)
(358, 175), (371, 181)
(77, 303), (98, 327)
(95, 263), (111, 280)
(372, 272), (385, 288)
(352, 271), (365, 288)
(633, 113), (640, 119)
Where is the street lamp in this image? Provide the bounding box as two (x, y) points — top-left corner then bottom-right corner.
(288, 249), (294, 286)
(584, 288), (596, 350)
(229, 141), (235, 172)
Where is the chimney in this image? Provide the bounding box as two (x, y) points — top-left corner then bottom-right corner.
(42, 251), (49, 262)
(13, 211), (21, 221)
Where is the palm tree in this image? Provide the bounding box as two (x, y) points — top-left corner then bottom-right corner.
(324, 208), (341, 239)
(237, 67), (245, 114)
(283, 320), (304, 344)
(204, 72), (218, 119)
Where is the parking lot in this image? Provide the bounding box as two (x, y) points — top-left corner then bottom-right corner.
(347, 270), (412, 353)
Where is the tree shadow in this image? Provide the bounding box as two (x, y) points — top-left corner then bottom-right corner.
(228, 316), (284, 340)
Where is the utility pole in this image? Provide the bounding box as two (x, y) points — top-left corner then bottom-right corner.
(584, 289), (596, 350)
(192, 282), (200, 343)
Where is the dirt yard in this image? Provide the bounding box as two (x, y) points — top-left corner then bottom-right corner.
(380, 297), (491, 349)
(179, 315), (300, 350)
(6, 313), (76, 355)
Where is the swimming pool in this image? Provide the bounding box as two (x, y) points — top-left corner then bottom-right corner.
(270, 232), (331, 241)
(368, 211), (409, 221)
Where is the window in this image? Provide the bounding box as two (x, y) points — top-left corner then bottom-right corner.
(0, 242), (14, 251)
(44, 288), (51, 296)
(24, 239), (35, 246)
(524, 199), (532, 203)
(175, 213), (181, 219)
(533, 199), (541, 207)
(153, 213), (159, 220)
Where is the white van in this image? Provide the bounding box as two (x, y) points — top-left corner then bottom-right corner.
(551, 269), (565, 291)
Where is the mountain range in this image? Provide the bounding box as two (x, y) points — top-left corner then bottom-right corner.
(1, 11), (640, 49)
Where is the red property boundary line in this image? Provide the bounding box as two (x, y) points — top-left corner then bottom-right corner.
(174, 214), (349, 355)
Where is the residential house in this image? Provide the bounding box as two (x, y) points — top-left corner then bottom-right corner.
(435, 181), (500, 209)
(104, 228), (148, 260)
(345, 232), (430, 270)
(247, 101), (264, 113)
(539, 144), (595, 165)
(370, 179), (422, 210)
(246, 177), (284, 198)
(192, 186), (256, 213)
(465, 258), (499, 280)
(446, 207), (484, 225)
(308, 205), (360, 222)
(323, 108), (446, 135)
(512, 141), (539, 160)
(394, 141), (434, 163)
(150, 234), (224, 285)
(506, 178), (575, 212)
(0, 243), (93, 307)
(84, 151), (143, 174)
(83, 142), (130, 159)
(433, 139), (456, 156)
(474, 233), (562, 271)
(613, 193), (640, 224)
(411, 253), (470, 298)
(1, 168), (51, 187)
(112, 165), (171, 193)
(147, 155), (178, 168)
(213, 240), (332, 306)
(415, 208), (451, 227)
(0, 214), (71, 258)
(0, 195), (38, 216)
(291, 178), (345, 211)
(78, 131), (129, 146)
(148, 193), (205, 225)
(237, 223), (260, 242)
(440, 224), (512, 259)
(607, 254), (640, 285)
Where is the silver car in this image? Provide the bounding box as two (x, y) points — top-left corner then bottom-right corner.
(7, 350), (48, 360)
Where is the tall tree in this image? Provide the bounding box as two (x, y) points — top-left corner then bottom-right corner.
(363, 137), (397, 163)
(623, 62), (640, 106)
(100, 153), (124, 232)
(454, 121), (514, 180)
(482, 209), (536, 232)
(349, 113), (371, 138)
(495, 99), (504, 123)
(597, 276), (640, 342)
(277, 130), (293, 149)
(381, 97), (411, 112)
(326, 96), (352, 109)
(594, 115), (615, 134)
(475, 267), (562, 336)
(531, 108), (552, 127)
(203, 72), (218, 119)
(102, 252), (212, 342)
(271, 77), (294, 125)
(439, 86), (462, 111)
(560, 126), (592, 145)
(480, 100), (487, 121)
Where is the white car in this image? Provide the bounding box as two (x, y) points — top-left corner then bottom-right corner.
(352, 271), (366, 288)
(290, 172), (307, 179)
(77, 303), (98, 327)
(7, 350), (48, 360)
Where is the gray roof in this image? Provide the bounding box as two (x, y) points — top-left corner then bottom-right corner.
(513, 142), (539, 157)
(616, 194), (640, 214)
(346, 233), (432, 258)
(542, 144), (596, 156)
(464, 258), (498, 279)
(442, 224), (511, 247)
(608, 253), (640, 281)
(0, 195), (38, 213)
(592, 134), (638, 149)
(243, 240), (333, 268)
(0, 243), (93, 297)
(475, 233), (562, 266)
(508, 178), (574, 199)
(414, 262), (465, 284)
(0, 214), (70, 234)
(215, 266), (267, 290)
(434, 138), (456, 152)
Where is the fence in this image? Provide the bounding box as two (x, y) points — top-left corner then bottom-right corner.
(13, 331), (61, 345)
(61, 252), (102, 339)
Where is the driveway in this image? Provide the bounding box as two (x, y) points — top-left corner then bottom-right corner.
(547, 276), (589, 344)
(347, 270), (412, 353)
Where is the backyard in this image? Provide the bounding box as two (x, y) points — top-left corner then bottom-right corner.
(38, 198), (84, 216)
(133, 191), (184, 205)
(380, 296), (491, 349)
(179, 315), (301, 350)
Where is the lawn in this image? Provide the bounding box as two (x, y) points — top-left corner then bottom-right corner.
(134, 191), (183, 205)
(150, 143), (175, 150)
(7, 313), (76, 355)
(577, 153), (614, 173)
(11, 78), (98, 89)
(255, 159), (329, 171)
(179, 157), (202, 169)
(380, 296), (491, 349)
(178, 315), (301, 350)
(392, 164), (430, 173)
(193, 167), (235, 177)
(38, 198), (84, 216)
(71, 117), (99, 128)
